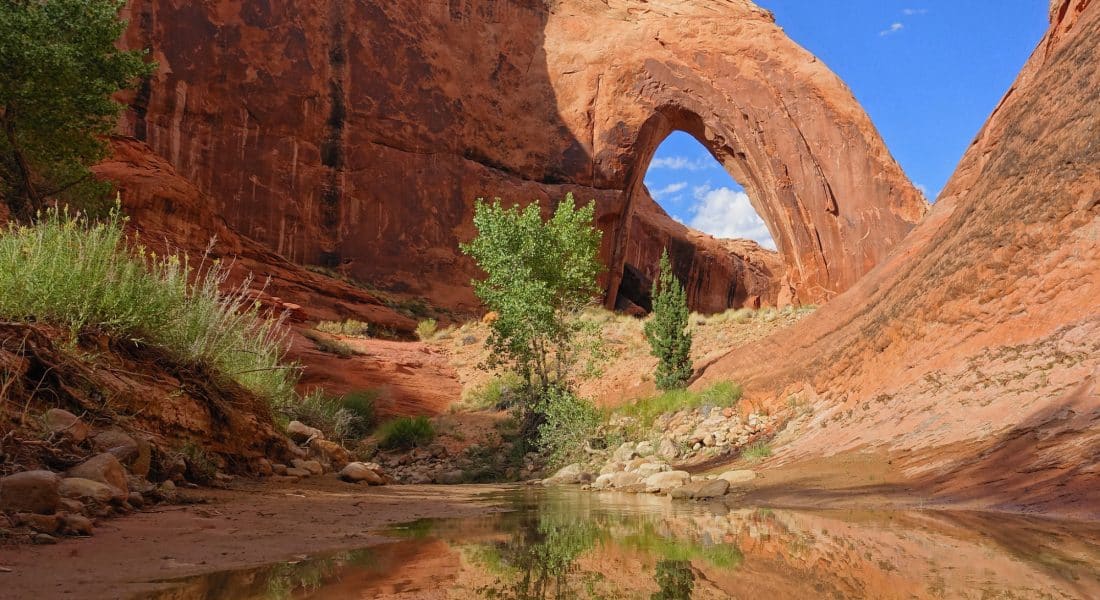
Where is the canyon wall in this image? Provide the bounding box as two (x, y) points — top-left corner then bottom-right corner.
(115, 0), (924, 314)
(698, 0), (1100, 517)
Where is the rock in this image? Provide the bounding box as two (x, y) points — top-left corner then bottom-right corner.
(254, 458), (274, 477)
(0, 471), (61, 515)
(127, 492), (146, 508)
(607, 472), (642, 489)
(112, 0), (922, 316)
(435, 470), (465, 485)
(599, 461), (625, 475)
(643, 471), (691, 494)
(612, 443), (637, 463)
(91, 429), (139, 463)
(32, 533), (58, 545)
(658, 438), (680, 460)
(269, 475), (302, 484)
(591, 473), (614, 491)
(669, 479), (730, 500)
(339, 462), (384, 485)
(59, 478), (125, 505)
(271, 463), (288, 476)
(67, 453), (129, 494)
(717, 470), (757, 487)
(13, 512), (61, 534)
(58, 498), (85, 515)
(702, 434), (716, 447)
(312, 439), (352, 468)
(286, 421), (323, 443)
(153, 480), (177, 502)
(60, 513), (94, 536)
(291, 459), (324, 476)
(635, 441), (655, 456)
(43, 409), (89, 443)
(285, 467), (311, 478)
(634, 462), (671, 478)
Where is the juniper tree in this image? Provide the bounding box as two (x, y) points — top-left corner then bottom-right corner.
(644, 249), (693, 390)
(0, 0), (155, 217)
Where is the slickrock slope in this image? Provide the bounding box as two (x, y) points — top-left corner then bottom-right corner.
(116, 0), (924, 312)
(698, 0), (1100, 518)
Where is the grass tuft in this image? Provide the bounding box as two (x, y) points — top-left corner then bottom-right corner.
(741, 441), (772, 462)
(416, 318), (438, 341)
(616, 381), (742, 428)
(0, 205), (298, 404)
(377, 416), (435, 451)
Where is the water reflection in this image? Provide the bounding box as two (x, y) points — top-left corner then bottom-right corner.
(141, 488), (1100, 599)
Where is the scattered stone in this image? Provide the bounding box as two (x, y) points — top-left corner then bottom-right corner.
(291, 459), (324, 476)
(43, 409), (89, 443)
(607, 472), (642, 489)
(286, 421), (324, 443)
(669, 479), (729, 500)
(127, 492), (146, 508)
(285, 467), (311, 478)
(599, 461), (626, 475)
(61, 513), (94, 536)
(658, 438), (680, 460)
(635, 441), (655, 456)
(717, 470), (757, 486)
(702, 434), (716, 447)
(339, 463), (384, 485)
(58, 498), (85, 515)
(643, 471), (690, 494)
(254, 458), (274, 477)
(67, 453), (129, 494)
(92, 429), (139, 463)
(153, 480), (178, 502)
(59, 478), (125, 505)
(272, 463), (288, 476)
(634, 462), (670, 478)
(0, 470), (61, 515)
(311, 439), (352, 468)
(612, 442), (637, 462)
(13, 513), (61, 534)
(32, 533), (58, 545)
(269, 475), (302, 484)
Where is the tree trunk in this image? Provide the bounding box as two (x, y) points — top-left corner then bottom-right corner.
(2, 103), (39, 217)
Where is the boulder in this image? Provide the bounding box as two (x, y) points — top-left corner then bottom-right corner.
(285, 467), (311, 478)
(599, 461), (626, 475)
(717, 470), (757, 487)
(13, 512), (61, 534)
(0, 470), (61, 515)
(60, 513), (94, 536)
(435, 470), (465, 485)
(669, 479), (730, 500)
(591, 474), (613, 490)
(635, 441), (655, 456)
(643, 471), (690, 494)
(542, 463), (591, 485)
(67, 453), (129, 494)
(254, 458), (274, 477)
(291, 459), (324, 476)
(59, 478), (125, 504)
(634, 462), (671, 478)
(312, 439), (352, 468)
(607, 472), (642, 489)
(339, 462), (384, 485)
(91, 429), (139, 462)
(612, 443), (637, 463)
(286, 421), (323, 443)
(271, 463), (288, 476)
(43, 409), (89, 443)
(658, 438), (680, 460)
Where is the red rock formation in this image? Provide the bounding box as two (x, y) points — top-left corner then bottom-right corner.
(697, 0), (1100, 518)
(114, 0), (924, 313)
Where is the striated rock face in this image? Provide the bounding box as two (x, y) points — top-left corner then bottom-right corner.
(115, 0), (924, 312)
(697, 0), (1100, 518)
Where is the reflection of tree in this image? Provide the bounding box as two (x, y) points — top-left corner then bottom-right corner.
(476, 513), (600, 599)
(652, 560), (695, 600)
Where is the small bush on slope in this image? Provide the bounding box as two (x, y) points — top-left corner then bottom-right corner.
(377, 416), (435, 450)
(0, 206), (297, 404)
(616, 381), (743, 429)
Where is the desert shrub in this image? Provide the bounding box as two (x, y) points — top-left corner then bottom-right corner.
(0, 206), (298, 404)
(316, 319), (371, 337)
(179, 442), (217, 484)
(339, 390), (378, 438)
(416, 318), (438, 341)
(617, 381), (742, 428)
(377, 416), (435, 450)
(536, 387), (600, 468)
(464, 372), (527, 410)
(301, 329), (359, 357)
(276, 388), (375, 443)
(644, 250), (693, 390)
(741, 441), (772, 462)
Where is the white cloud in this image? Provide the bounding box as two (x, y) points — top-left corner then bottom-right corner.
(651, 182), (687, 200)
(648, 156), (717, 171)
(688, 186), (776, 250)
(880, 22), (904, 36)
(902, 8), (928, 15)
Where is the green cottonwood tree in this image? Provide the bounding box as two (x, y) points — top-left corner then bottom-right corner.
(460, 194), (603, 406)
(644, 249), (693, 390)
(0, 0), (154, 217)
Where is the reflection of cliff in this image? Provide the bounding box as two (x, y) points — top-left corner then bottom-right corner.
(116, 0), (923, 313)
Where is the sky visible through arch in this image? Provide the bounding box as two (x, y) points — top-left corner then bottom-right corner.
(643, 1), (1048, 248)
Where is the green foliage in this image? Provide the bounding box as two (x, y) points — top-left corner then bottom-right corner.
(460, 194), (603, 407)
(0, 0), (156, 216)
(315, 319), (370, 337)
(741, 441), (772, 462)
(651, 560), (695, 600)
(644, 250), (693, 390)
(535, 387), (601, 468)
(377, 416), (435, 451)
(276, 388), (370, 443)
(617, 381), (743, 429)
(338, 390), (377, 439)
(416, 318), (438, 341)
(464, 372), (527, 410)
(0, 205), (298, 404)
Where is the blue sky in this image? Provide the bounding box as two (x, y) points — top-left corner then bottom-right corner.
(644, 1), (1048, 249)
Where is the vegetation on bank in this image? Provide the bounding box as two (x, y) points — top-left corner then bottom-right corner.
(645, 249), (693, 390)
(0, 206), (298, 404)
(377, 416), (436, 450)
(616, 381), (743, 429)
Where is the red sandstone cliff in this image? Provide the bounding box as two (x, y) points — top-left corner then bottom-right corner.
(113, 0), (925, 313)
(698, 0), (1100, 518)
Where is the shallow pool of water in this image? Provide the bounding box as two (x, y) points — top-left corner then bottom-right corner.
(140, 487), (1100, 599)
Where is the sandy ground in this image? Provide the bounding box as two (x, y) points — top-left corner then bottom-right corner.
(0, 479), (510, 600)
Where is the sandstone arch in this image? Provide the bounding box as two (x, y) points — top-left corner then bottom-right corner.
(115, 0), (926, 313)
